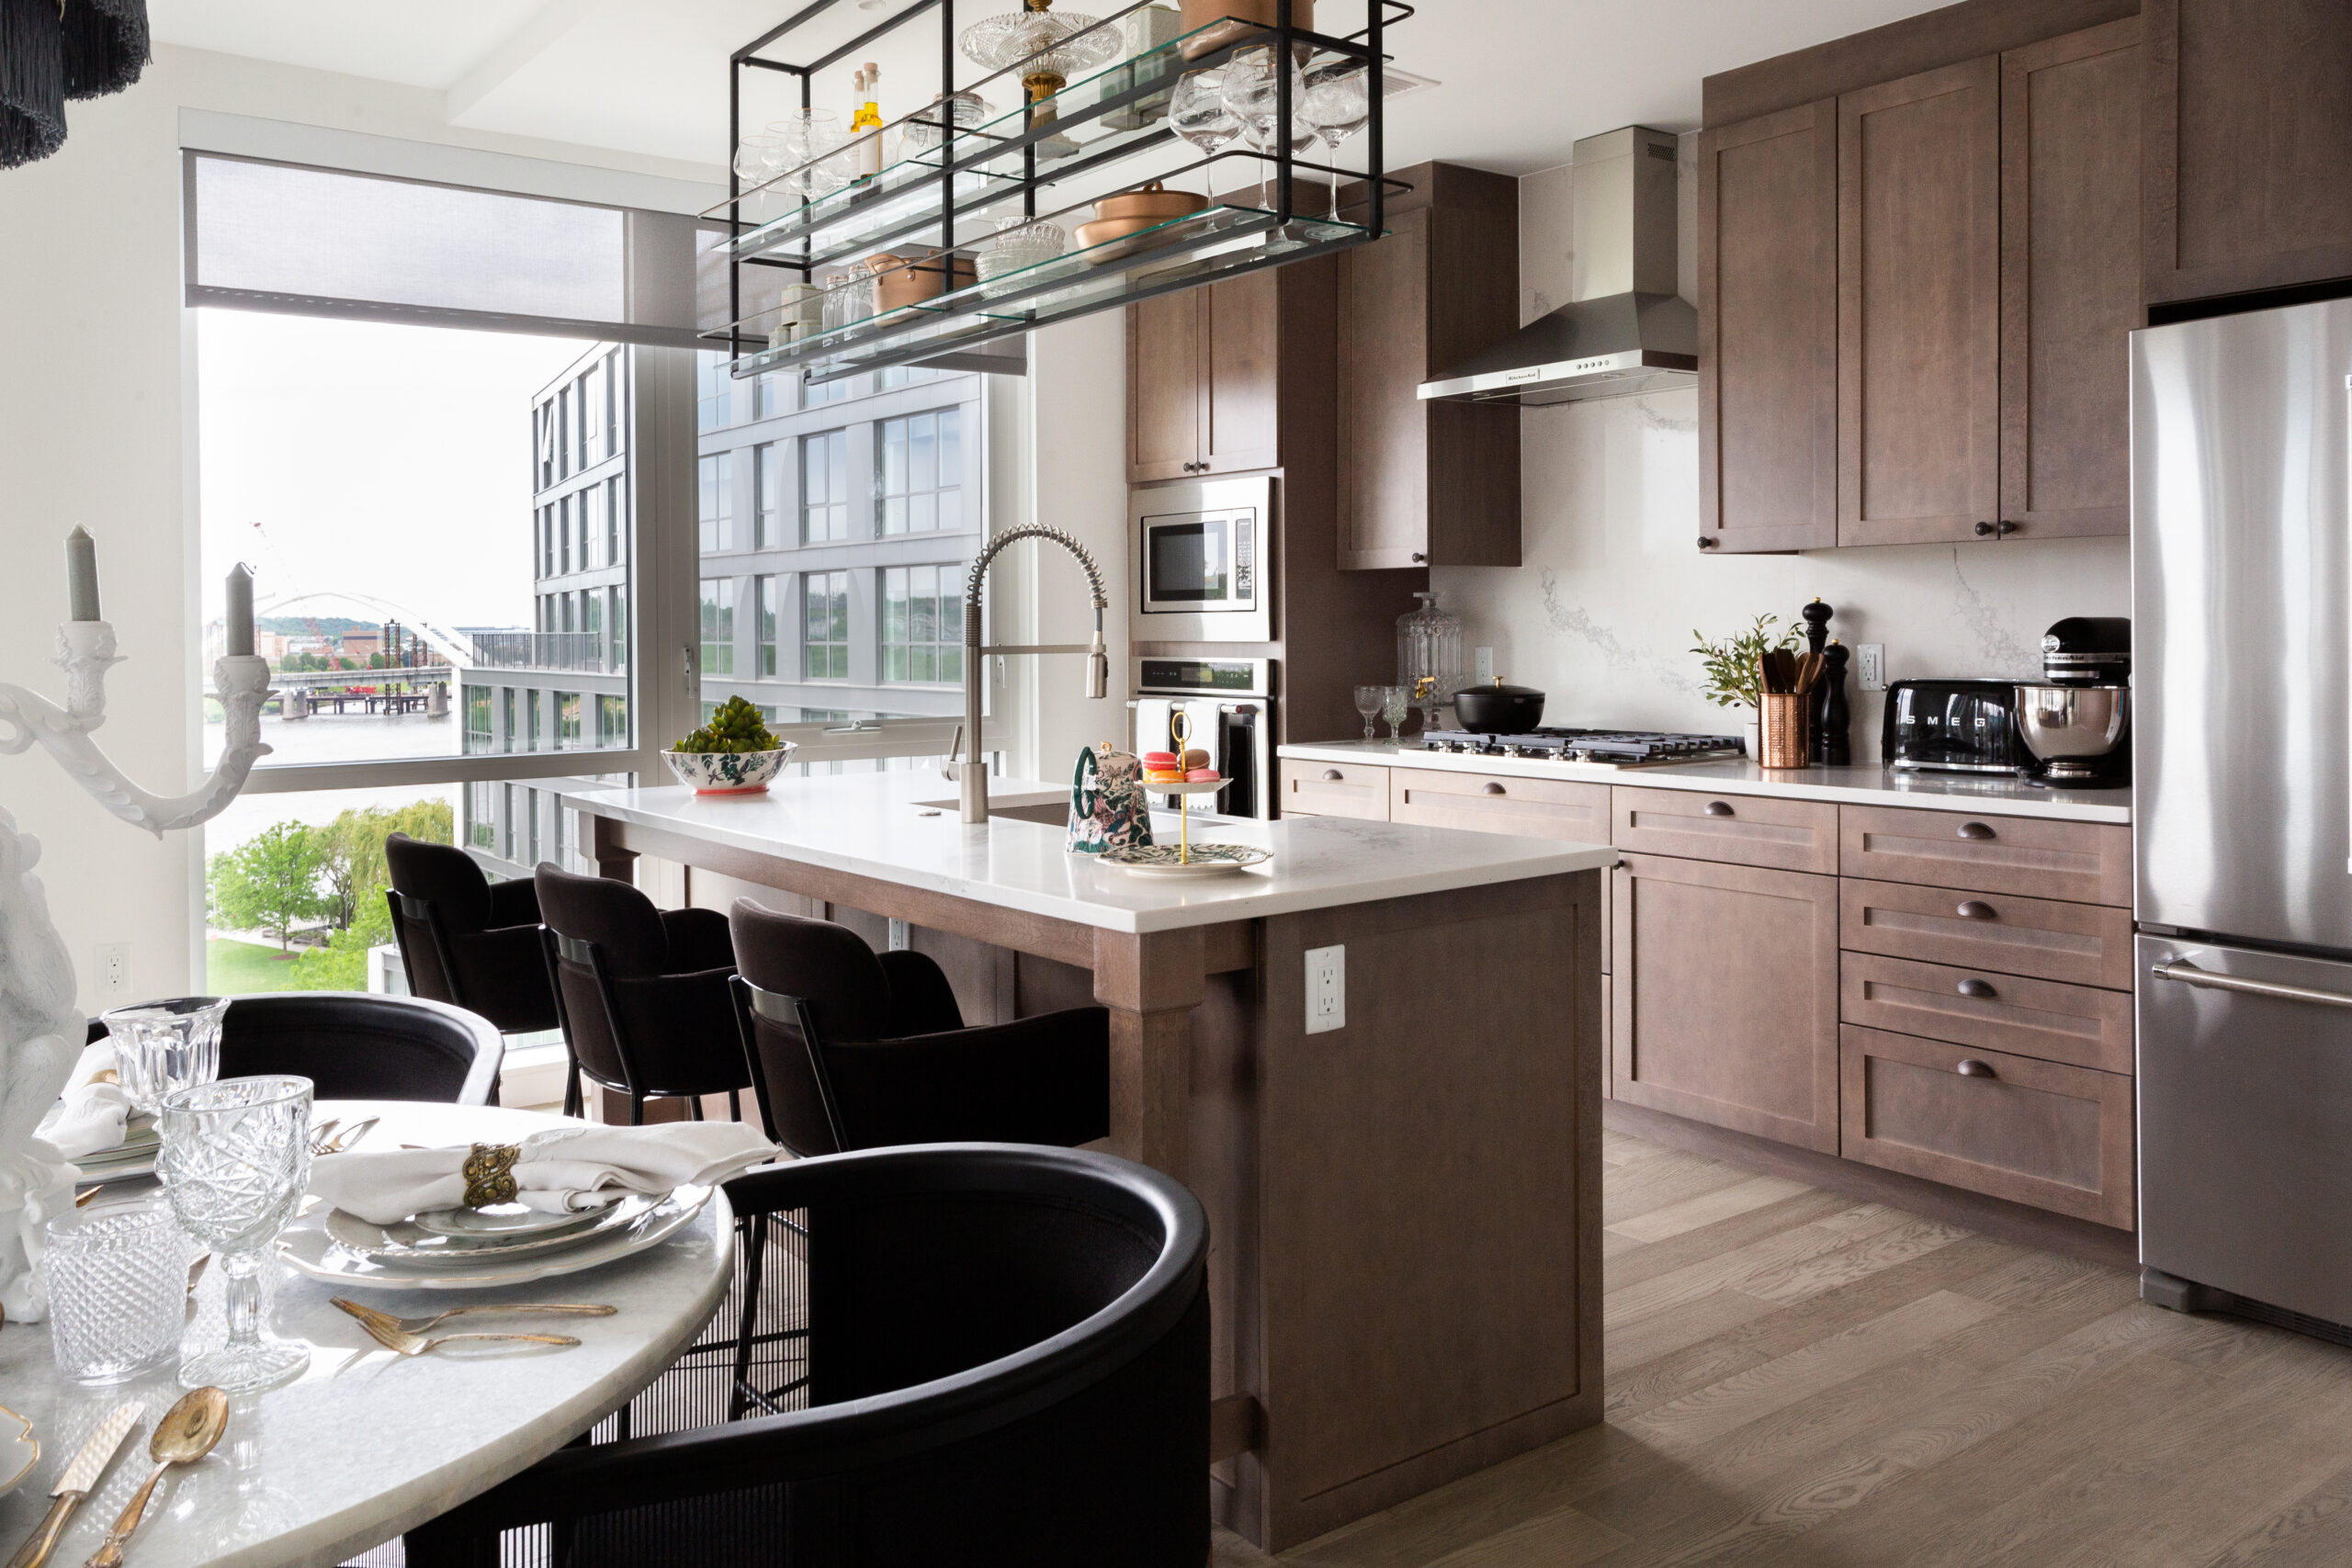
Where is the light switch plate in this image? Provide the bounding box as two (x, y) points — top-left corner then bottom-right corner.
(1305, 944), (1345, 1034)
(1473, 647), (1495, 683)
(95, 942), (131, 1002)
(1856, 644), (1886, 693)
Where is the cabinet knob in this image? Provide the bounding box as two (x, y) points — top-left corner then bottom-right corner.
(1956, 977), (1999, 999)
(1973, 520), (1996, 537)
(1956, 821), (1996, 840)
(1702, 800), (1736, 818)
(1697, 536), (1720, 550)
(1955, 1058), (1997, 1078)
(1956, 900), (1997, 920)
(1411, 552), (1428, 563)
(1322, 769), (1344, 782)
(1481, 782), (1507, 795)
(1998, 520), (2018, 536)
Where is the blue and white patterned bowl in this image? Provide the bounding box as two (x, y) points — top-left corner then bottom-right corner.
(663, 745), (796, 795)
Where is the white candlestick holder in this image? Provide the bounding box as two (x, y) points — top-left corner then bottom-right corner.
(0, 621), (270, 1322)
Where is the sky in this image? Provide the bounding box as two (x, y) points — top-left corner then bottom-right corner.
(196, 309), (593, 636)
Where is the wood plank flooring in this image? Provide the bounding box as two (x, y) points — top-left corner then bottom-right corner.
(1215, 1127), (2352, 1568)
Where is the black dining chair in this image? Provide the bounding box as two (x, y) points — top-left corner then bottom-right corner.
(535, 863), (752, 1124)
(725, 901), (1110, 1156)
(89, 992), (502, 1104)
(383, 833), (560, 1037)
(401, 1144), (1209, 1568)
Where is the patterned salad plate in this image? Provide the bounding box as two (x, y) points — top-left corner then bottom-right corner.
(1098, 841), (1272, 877)
(0, 1404), (33, 1499)
(280, 1186), (709, 1290)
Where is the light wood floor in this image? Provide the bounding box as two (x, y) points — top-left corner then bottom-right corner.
(1216, 1126), (2352, 1568)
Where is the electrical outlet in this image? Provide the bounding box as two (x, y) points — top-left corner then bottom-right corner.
(94, 942), (131, 1002)
(1305, 944), (1345, 1034)
(1474, 647), (1495, 683)
(1856, 644), (1887, 693)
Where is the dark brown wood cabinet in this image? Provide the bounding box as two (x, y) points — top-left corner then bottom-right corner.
(2000, 17), (2143, 538)
(1125, 270), (1281, 481)
(1698, 100), (1840, 552)
(1838, 55), (2003, 547)
(2143, 0), (2352, 306)
(1611, 852), (1842, 1154)
(1335, 163), (1521, 570)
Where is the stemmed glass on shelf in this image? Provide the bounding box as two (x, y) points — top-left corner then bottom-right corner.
(1302, 62), (1371, 220)
(1170, 69), (1240, 203)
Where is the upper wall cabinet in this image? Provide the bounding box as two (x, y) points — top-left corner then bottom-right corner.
(1698, 101), (1839, 552)
(1127, 270), (1283, 483)
(1335, 163), (1521, 570)
(1700, 17), (2142, 552)
(2143, 0), (2352, 306)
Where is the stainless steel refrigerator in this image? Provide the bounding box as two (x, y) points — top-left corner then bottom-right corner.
(2135, 297), (2352, 1330)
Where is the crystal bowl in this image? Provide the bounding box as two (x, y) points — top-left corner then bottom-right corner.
(664, 746), (797, 795)
(978, 222), (1069, 279)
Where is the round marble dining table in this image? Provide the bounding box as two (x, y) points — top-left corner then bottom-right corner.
(0, 1100), (737, 1568)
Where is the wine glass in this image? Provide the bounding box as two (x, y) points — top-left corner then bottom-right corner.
(158, 1076), (314, 1392)
(732, 131), (783, 220)
(1380, 684), (1410, 741)
(1170, 70), (1239, 202)
(769, 111), (850, 199)
(1303, 62), (1370, 220)
(1353, 683), (1385, 741)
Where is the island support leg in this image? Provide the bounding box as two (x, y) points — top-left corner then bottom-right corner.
(591, 815), (638, 886)
(1092, 927), (1203, 1182)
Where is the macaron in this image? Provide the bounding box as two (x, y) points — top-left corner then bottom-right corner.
(1181, 748), (1210, 770)
(1144, 768), (1184, 783)
(1184, 767), (1220, 783)
(1142, 750), (1180, 769)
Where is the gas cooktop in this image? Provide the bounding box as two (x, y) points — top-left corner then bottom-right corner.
(1419, 728), (1748, 766)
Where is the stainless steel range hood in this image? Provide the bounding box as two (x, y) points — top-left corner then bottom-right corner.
(1419, 126), (1697, 407)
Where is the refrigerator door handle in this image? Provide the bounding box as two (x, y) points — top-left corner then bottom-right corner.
(2150, 958), (2352, 1010)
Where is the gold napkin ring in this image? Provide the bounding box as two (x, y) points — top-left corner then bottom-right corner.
(462, 1143), (521, 1208)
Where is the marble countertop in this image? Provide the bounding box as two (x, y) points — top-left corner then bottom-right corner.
(1278, 739), (2132, 825)
(568, 773), (1616, 934)
(0, 1102), (734, 1568)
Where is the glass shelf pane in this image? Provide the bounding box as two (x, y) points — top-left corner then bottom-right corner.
(723, 203), (1370, 382)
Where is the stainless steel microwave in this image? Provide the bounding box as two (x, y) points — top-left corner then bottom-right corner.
(1131, 475), (1271, 643)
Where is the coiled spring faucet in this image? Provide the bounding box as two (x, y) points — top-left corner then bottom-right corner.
(958, 525), (1111, 824)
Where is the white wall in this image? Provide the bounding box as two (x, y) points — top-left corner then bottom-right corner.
(1431, 149), (2131, 758)
(0, 47), (718, 1012)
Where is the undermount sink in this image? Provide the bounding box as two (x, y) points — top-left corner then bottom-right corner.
(913, 793), (1068, 827)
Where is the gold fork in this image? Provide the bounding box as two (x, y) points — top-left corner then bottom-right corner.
(331, 1296), (615, 1339)
(337, 1306), (581, 1359)
(307, 1118), (340, 1156)
(324, 1116), (379, 1154)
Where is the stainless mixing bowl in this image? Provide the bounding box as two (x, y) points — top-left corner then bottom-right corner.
(2014, 683), (2129, 778)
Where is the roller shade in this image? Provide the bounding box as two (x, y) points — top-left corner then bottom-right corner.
(182, 151), (744, 348)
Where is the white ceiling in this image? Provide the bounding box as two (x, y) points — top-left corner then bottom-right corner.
(150, 0), (1955, 176)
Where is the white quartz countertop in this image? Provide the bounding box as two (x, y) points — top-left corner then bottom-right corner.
(568, 773), (1616, 934)
(1278, 739), (2132, 825)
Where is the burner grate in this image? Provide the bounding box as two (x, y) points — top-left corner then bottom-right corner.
(1419, 728), (1748, 766)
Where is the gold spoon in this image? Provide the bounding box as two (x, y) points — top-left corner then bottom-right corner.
(78, 1387), (228, 1568)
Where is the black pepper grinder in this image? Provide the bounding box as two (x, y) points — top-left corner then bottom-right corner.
(1800, 597), (1832, 656)
(1818, 641), (1851, 765)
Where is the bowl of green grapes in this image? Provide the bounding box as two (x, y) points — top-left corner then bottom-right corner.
(664, 697), (796, 794)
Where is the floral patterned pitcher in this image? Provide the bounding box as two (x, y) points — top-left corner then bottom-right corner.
(1067, 745), (1155, 854)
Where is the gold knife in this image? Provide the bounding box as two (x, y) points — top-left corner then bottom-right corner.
(4, 1403), (141, 1568)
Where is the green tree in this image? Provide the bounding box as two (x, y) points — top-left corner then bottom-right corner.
(314, 800), (454, 931)
(208, 822), (328, 953)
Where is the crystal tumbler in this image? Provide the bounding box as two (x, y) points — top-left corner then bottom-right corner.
(159, 1075), (313, 1393)
(43, 1202), (188, 1384)
(101, 996), (230, 1116)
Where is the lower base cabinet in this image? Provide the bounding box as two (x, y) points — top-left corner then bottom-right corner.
(1839, 1024), (2134, 1229)
(1611, 854), (1840, 1153)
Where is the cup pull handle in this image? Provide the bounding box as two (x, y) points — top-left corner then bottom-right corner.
(1957, 821), (1996, 840)
(1956, 1058), (1996, 1078)
(1322, 769), (1344, 782)
(1702, 801), (1735, 818)
(1956, 977), (1998, 999)
(1481, 782), (1507, 795)
(1956, 900), (1996, 920)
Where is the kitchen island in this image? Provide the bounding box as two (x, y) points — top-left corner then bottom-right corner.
(567, 773), (1614, 1550)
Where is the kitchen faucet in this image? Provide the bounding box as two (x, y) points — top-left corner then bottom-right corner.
(957, 525), (1111, 824)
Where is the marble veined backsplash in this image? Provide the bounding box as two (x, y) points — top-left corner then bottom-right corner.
(1429, 388), (2131, 762)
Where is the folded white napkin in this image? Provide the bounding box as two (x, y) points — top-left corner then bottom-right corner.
(310, 1122), (779, 1226)
(33, 1042), (131, 1162)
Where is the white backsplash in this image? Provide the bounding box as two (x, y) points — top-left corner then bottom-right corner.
(1430, 147), (2132, 761)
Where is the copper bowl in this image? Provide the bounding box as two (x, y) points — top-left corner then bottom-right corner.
(1075, 183), (1208, 258)
(1179, 0), (1315, 59)
(865, 251), (978, 311)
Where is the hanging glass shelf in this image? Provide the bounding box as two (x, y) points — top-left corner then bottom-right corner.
(719, 0), (1406, 379)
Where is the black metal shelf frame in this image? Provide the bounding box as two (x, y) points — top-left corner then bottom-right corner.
(721, 0), (1408, 378)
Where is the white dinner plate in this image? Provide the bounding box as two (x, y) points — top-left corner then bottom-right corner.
(408, 1196), (619, 1241)
(0, 1405), (33, 1499)
(281, 1186), (710, 1291)
(322, 1193), (659, 1267)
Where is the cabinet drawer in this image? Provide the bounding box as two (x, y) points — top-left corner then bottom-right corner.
(1840, 878), (2133, 991)
(1841, 952), (2132, 1074)
(1391, 768), (1611, 841)
(1612, 786), (1838, 874)
(1280, 760), (1388, 821)
(1841, 1025), (2133, 1229)
(1840, 806), (2130, 906)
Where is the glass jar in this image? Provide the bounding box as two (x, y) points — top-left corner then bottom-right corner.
(1396, 591), (1464, 733)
